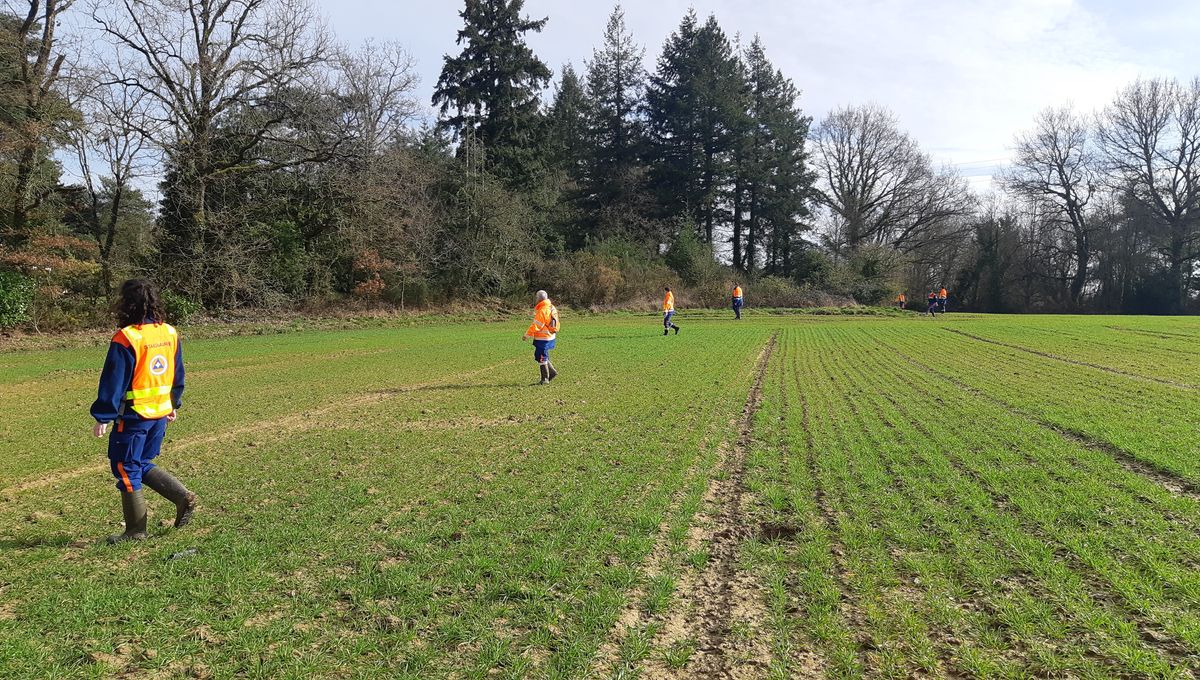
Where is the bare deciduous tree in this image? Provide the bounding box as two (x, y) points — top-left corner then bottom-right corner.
(87, 0), (360, 306)
(335, 40), (419, 159)
(91, 0), (344, 300)
(1000, 106), (1098, 307)
(814, 103), (972, 254)
(337, 145), (440, 307)
(324, 40), (425, 305)
(64, 72), (158, 295)
(1097, 77), (1200, 312)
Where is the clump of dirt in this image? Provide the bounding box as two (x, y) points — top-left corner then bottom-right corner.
(757, 523), (801, 542)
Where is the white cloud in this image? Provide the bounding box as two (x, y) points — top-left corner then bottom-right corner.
(328, 0), (1199, 190)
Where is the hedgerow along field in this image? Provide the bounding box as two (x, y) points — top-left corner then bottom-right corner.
(2, 312), (1200, 678)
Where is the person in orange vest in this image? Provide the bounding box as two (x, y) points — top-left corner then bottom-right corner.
(926, 291), (938, 316)
(522, 290), (560, 385)
(731, 284), (744, 319)
(938, 286), (948, 313)
(662, 286), (680, 335)
(91, 279), (196, 544)
(896, 292), (906, 310)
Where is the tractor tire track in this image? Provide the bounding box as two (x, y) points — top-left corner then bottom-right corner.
(641, 332), (777, 679)
(942, 327), (1196, 390)
(587, 421), (729, 677)
(891, 338), (1200, 505)
(1107, 326), (1200, 342)
(883, 336), (1200, 532)
(874, 384), (1155, 676)
(878, 342), (1199, 669)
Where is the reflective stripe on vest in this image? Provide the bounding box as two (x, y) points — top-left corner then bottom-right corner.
(532, 320), (556, 341)
(529, 302), (558, 340)
(126, 384), (172, 400)
(120, 323), (178, 419)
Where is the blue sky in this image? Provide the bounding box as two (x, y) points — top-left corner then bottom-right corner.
(320, 1), (1199, 191)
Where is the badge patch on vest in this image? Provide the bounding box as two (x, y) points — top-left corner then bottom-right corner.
(149, 354), (169, 376)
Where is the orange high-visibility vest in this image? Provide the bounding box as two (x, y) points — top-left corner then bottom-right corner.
(897, 293), (906, 302)
(526, 299), (559, 341)
(939, 288), (947, 299)
(663, 291), (675, 312)
(116, 322), (178, 419)
(733, 286), (742, 298)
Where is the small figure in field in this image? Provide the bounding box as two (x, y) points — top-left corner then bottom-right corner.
(662, 286), (680, 335)
(926, 292), (938, 317)
(732, 284), (744, 319)
(896, 292), (906, 310)
(938, 286), (948, 313)
(522, 290), (560, 385)
(91, 279), (196, 544)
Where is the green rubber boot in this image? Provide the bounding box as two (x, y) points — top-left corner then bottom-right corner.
(107, 489), (148, 544)
(547, 362), (558, 382)
(143, 467), (198, 529)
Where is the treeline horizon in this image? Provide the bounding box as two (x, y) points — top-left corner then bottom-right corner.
(1, 0), (1198, 330)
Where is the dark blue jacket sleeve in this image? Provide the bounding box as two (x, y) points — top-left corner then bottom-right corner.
(90, 341), (135, 423)
(171, 338), (185, 409)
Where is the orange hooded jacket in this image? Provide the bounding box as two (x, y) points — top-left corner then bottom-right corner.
(526, 299), (559, 340)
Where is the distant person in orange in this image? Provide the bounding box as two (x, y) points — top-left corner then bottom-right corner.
(522, 290), (560, 385)
(732, 284), (744, 319)
(938, 286), (948, 313)
(895, 292), (906, 310)
(926, 292), (938, 316)
(662, 286), (680, 336)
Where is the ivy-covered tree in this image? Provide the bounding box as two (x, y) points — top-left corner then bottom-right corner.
(432, 0), (551, 187)
(0, 4), (77, 247)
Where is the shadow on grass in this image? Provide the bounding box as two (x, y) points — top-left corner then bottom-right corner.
(576, 334), (656, 340)
(0, 533), (76, 550)
(375, 382), (531, 394)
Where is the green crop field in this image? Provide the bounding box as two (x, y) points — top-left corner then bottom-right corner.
(2, 312), (1200, 679)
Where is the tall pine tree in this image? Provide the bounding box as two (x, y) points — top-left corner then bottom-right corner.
(432, 0), (552, 186)
(645, 11), (745, 246)
(727, 39), (754, 272)
(547, 63), (590, 179)
(761, 74), (814, 277)
(582, 4), (648, 243)
(734, 37), (813, 275)
(546, 63), (591, 247)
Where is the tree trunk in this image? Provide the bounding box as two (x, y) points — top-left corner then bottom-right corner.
(101, 189), (125, 298)
(731, 174), (743, 272)
(782, 230), (791, 275)
(701, 142), (715, 244)
(1169, 225), (1187, 313)
(1069, 232), (1088, 309)
(746, 186), (758, 276)
(8, 147), (36, 244)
